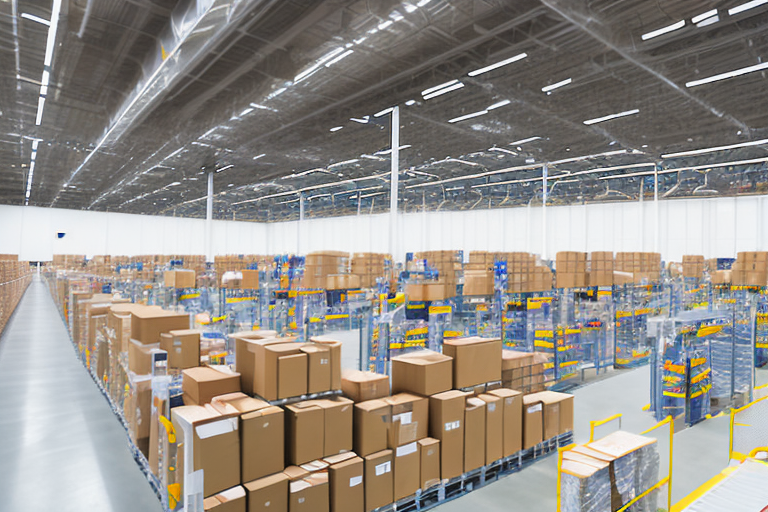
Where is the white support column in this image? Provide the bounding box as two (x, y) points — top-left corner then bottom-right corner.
(389, 106), (400, 259)
(206, 171), (213, 262)
(298, 192), (305, 255)
(542, 163), (548, 259)
(639, 177), (644, 251)
(654, 165), (660, 253)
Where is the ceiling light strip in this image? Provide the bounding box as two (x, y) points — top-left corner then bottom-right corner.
(662, 138), (768, 158)
(583, 109), (639, 125)
(641, 20), (685, 40)
(422, 82), (464, 100)
(728, 0), (768, 15)
(448, 110), (488, 123)
(541, 78), (572, 93)
(468, 52), (527, 76)
(691, 9), (718, 23)
(685, 62), (768, 87)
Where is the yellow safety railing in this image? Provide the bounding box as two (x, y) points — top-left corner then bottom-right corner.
(589, 412), (622, 442)
(729, 394), (768, 462)
(557, 414), (674, 512)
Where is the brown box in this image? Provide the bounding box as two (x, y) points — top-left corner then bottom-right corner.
(160, 329), (201, 369)
(211, 392), (284, 482)
(290, 473), (329, 512)
(204, 485), (247, 512)
(478, 394), (503, 464)
(234, 334), (291, 397)
(245, 473), (289, 512)
(463, 397), (486, 472)
(442, 337), (502, 389)
(182, 366), (241, 406)
(488, 388), (523, 457)
(393, 442), (420, 500)
(284, 466), (311, 482)
(463, 270), (494, 296)
(302, 344), (332, 394)
(171, 406), (240, 498)
(391, 350), (452, 397)
(128, 339), (163, 375)
(285, 402), (325, 465)
(522, 395), (543, 449)
(164, 269), (196, 289)
(241, 269), (259, 289)
(418, 438), (440, 489)
(364, 450), (393, 511)
(428, 390), (466, 479)
(310, 336), (343, 390)
(326, 454), (364, 512)
(354, 400), (391, 457)
(342, 370), (390, 403)
(276, 349), (308, 400)
(384, 393), (428, 448)
(405, 282), (449, 302)
(318, 397), (354, 457)
(130, 307), (189, 345)
(526, 391), (574, 437)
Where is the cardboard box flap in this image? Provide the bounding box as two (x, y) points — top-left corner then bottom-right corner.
(527, 390), (572, 405)
(355, 399), (390, 412)
(171, 404), (220, 426)
(283, 466), (311, 481)
(392, 350), (452, 365)
(487, 388), (521, 400)
(300, 460), (330, 472)
(433, 389), (469, 400)
(444, 336), (501, 347)
(211, 392), (270, 415)
(587, 430), (656, 458)
(265, 343), (303, 355)
(324, 452), (358, 465)
(195, 417), (238, 440)
(241, 405), (282, 421)
(244, 337), (297, 354)
(466, 397), (485, 409)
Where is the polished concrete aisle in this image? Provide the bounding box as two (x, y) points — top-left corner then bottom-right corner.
(0, 277), (163, 512)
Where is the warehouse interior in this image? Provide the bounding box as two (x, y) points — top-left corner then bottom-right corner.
(2, 1), (768, 511)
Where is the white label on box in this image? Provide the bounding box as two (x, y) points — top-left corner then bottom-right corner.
(195, 417), (237, 439)
(396, 442), (418, 457)
(298, 498), (305, 504)
(488, 403), (496, 412)
(375, 461), (391, 476)
(263, 422), (269, 428)
(444, 420), (461, 431)
(265, 501), (271, 507)
(349, 476), (363, 487)
(394, 412), (412, 425)
(321, 358), (329, 365)
(506, 398), (514, 406)
(527, 404), (542, 413)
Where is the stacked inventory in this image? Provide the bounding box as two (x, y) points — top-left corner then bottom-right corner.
(682, 255), (705, 279)
(413, 250), (462, 297)
(215, 255), (270, 288)
(615, 252), (662, 284)
(303, 251), (349, 289)
(0, 257), (33, 334)
(555, 252), (587, 289)
(731, 251), (768, 286)
(351, 252), (392, 289)
(504, 252), (552, 293)
(587, 252), (614, 287)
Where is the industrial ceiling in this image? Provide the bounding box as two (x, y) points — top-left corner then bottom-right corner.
(2, 0), (768, 221)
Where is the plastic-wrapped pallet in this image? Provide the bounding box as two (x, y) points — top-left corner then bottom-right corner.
(560, 450), (612, 512)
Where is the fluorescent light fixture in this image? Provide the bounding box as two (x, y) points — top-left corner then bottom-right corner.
(641, 20), (685, 40)
(729, 0), (768, 16)
(510, 136), (541, 145)
(30, 152), (36, 161)
(583, 109), (639, 125)
(253, 153), (266, 160)
(329, 159), (359, 167)
(35, 97), (45, 125)
(350, 116), (369, 123)
(468, 52), (527, 76)
(422, 82), (464, 100)
(422, 80), (459, 96)
(541, 78), (572, 93)
(330, 126), (343, 132)
(374, 107), (394, 117)
(448, 110), (488, 123)
(686, 61), (768, 87)
(487, 99), (510, 110)
(378, 20), (393, 30)
(662, 138), (768, 158)
(41, 70), (50, 86)
(416, 0), (431, 7)
(361, 154), (384, 160)
(267, 87), (287, 99)
(692, 9), (718, 23)
(21, 13), (50, 25)
(375, 144), (411, 155)
(43, 0), (62, 67)
(361, 191), (386, 199)
(32, 140), (39, 151)
(191, 141), (212, 147)
(696, 15), (719, 27)
(325, 49), (353, 67)
(489, 147), (518, 156)
(239, 107), (254, 116)
(216, 164), (234, 173)
(167, 182), (181, 187)
(598, 170), (655, 181)
(294, 47), (345, 82)
(404, 3), (417, 13)
(405, 99), (416, 106)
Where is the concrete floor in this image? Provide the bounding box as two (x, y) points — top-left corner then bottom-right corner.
(1, 279), (764, 511)
(0, 277), (163, 512)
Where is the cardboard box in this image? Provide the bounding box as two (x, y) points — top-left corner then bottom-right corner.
(310, 336), (343, 390)
(182, 366), (241, 406)
(526, 391), (574, 437)
(278, 351), (308, 399)
(428, 390), (466, 479)
(284, 466), (311, 481)
(478, 394), (503, 464)
(204, 485), (247, 512)
(488, 388), (522, 457)
(128, 339), (163, 375)
(171, 405), (240, 498)
(405, 282), (449, 302)
(418, 438), (440, 489)
(318, 397), (354, 456)
(233, 334), (289, 397)
(393, 442), (420, 500)
(131, 307), (189, 345)
(165, 269), (196, 289)
(522, 395), (543, 449)
(241, 269), (259, 289)
(342, 370), (390, 403)
(211, 392), (284, 482)
(326, 454), (364, 512)
(160, 329), (201, 369)
(391, 350), (452, 397)
(285, 402), (325, 465)
(245, 473), (289, 512)
(384, 394), (428, 447)
(442, 337), (502, 389)
(463, 270), (494, 296)
(364, 450), (393, 511)
(464, 397), (486, 472)
(301, 344), (332, 394)
(354, 400), (391, 457)
(290, 473), (329, 512)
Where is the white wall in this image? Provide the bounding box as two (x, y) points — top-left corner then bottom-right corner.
(0, 205), (267, 261)
(1, 194), (765, 262)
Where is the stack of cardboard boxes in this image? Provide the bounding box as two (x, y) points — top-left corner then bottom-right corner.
(0, 256), (32, 334)
(501, 350), (547, 394)
(682, 255), (705, 279)
(466, 251), (495, 270)
(303, 251), (349, 290)
(731, 251), (768, 286)
(351, 253), (391, 289)
(413, 251), (462, 298)
(505, 252), (552, 293)
(614, 252), (661, 284)
(555, 252), (588, 289)
(588, 252), (614, 287)
(214, 255), (270, 288)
